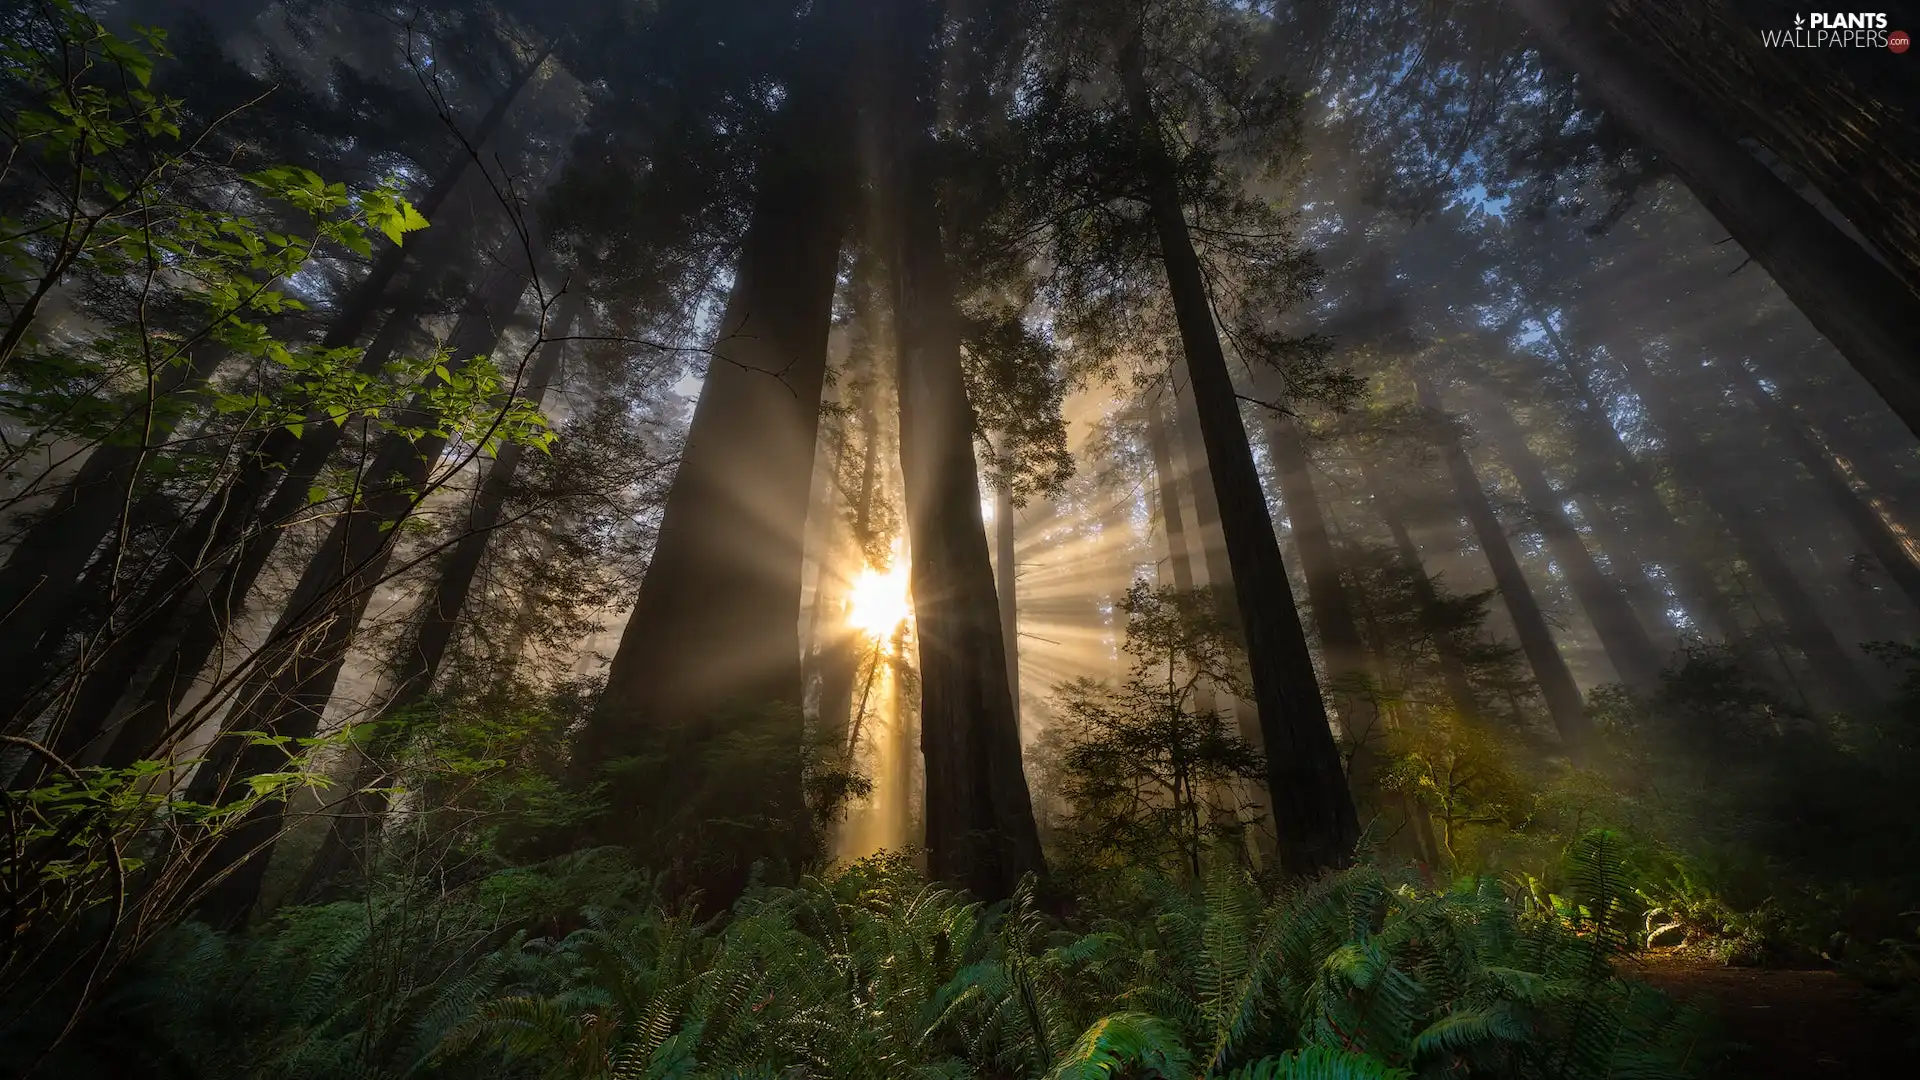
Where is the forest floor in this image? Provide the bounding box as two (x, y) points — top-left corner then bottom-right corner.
(1626, 952), (1911, 1078)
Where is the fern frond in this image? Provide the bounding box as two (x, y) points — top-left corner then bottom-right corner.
(1222, 1046), (1412, 1080)
(1049, 1011), (1192, 1080)
(1409, 1004), (1530, 1058)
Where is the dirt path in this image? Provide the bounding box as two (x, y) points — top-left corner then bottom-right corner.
(1625, 954), (1910, 1078)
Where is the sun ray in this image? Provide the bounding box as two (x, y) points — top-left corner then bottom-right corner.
(845, 562), (912, 645)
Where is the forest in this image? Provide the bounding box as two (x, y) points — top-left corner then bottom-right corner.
(2, 0), (1918, 1075)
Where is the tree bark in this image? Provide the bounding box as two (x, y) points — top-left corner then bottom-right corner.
(1123, 48), (1357, 875)
(1506, 0), (1920, 438)
(573, 23), (854, 885)
(295, 295), (582, 899)
(1417, 374), (1591, 750)
(1469, 396), (1667, 693)
(887, 9), (1045, 900)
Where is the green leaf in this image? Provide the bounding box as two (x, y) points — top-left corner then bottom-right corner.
(1050, 1013), (1190, 1080)
(1409, 1006), (1530, 1059)
(1224, 1047), (1411, 1080)
(362, 190), (430, 246)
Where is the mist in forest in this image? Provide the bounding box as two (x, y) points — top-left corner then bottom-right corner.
(3, 0), (1918, 1076)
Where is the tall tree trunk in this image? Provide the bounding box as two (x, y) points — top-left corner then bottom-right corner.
(80, 281), (432, 763)
(1417, 374), (1591, 749)
(88, 269), (473, 768)
(295, 295), (582, 899)
(177, 266), (534, 927)
(1170, 363), (1238, 605)
(1468, 396), (1667, 693)
(886, 11), (1045, 900)
(816, 385), (885, 747)
(995, 474), (1020, 722)
(1168, 354), (1264, 747)
(1567, 486), (1674, 646)
(1724, 358), (1920, 616)
(1606, 346), (1873, 709)
(40, 63), (546, 761)
(1534, 314), (1747, 640)
(574, 27), (854, 885)
(0, 343), (231, 739)
(1600, 1), (1920, 301)
(1146, 392), (1228, 735)
(1123, 48), (1357, 875)
(1505, 0), (1920, 438)
(1534, 315), (1756, 653)
(1165, 375), (1265, 756)
(1356, 455), (1481, 715)
(1265, 415), (1372, 742)
(1144, 395), (1198, 594)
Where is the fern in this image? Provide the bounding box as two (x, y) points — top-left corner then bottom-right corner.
(96, 849), (1715, 1080)
(1559, 830), (1642, 962)
(1222, 1046), (1411, 1079)
(1050, 1011), (1193, 1079)
(1409, 1004), (1530, 1057)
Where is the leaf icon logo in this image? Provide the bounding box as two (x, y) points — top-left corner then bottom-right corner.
(1794, 12), (1805, 26)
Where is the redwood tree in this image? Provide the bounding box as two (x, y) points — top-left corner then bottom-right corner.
(1119, 36), (1358, 875)
(573, 0), (858, 884)
(181, 262), (543, 926)
(1417, 373), (1591, 751)
(1505, 0), (1920, 438)
(884, 0), (1046, 899)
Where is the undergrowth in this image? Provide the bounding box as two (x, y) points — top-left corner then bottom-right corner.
(14, 835), (1718, 1079)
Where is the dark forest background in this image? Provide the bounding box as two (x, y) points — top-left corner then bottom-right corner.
(2, 0), (1918, 1076)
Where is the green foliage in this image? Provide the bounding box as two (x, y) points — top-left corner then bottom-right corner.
(0, 11), (580, 1036)
(1322, 537), (1535, 726)
(20, 850), (1715, 1080)
(0, 732), (340, 996)
(1549, 645), (1920, 973)
(1382, 712), (1529, 871)
(209, 339), (554, 489)
(960, 310), (1077, 507)
(346, 677), (608, 873)
(92, 852), (649, 1080)
(1633, 861), (1787, 966)
(1050, 1011), (1192, 1078)
(1039, 581), (1266, 880)
(979, 0), (1358, 411)
(0, 1), (435, 457)
(1224, 1047), (1411, 1080)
